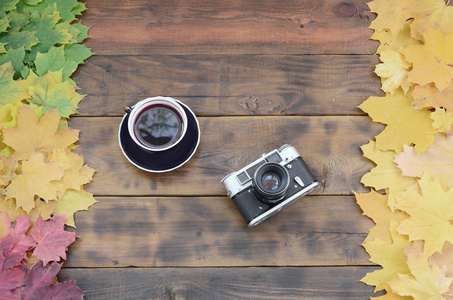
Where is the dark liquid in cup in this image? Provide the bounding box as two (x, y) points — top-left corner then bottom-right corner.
(134, 104), (183, 149)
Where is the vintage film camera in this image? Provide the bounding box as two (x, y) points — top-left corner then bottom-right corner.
(221, 144), (319, 227)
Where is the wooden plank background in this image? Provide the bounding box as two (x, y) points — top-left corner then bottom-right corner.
(61, 0), (385, 298)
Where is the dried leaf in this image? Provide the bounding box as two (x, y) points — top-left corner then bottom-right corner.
(368, 0), (445, 36)
(360, 140), (416, 209)
(394, 134), (453, 190)
(388, 252), (453, 299)
(362, 237), (411, 292)
(5, 153), (63, 213)
(17, 261), (83, 300)
(355, 190), (407, 243)
(396, 174), (453, 256)
(375, 50), (412, 94)
(412, 82), (453, 112)
(359, 89), (438, 154)
(55, 189), (96, 228)
(30, 215), (75, 265)
(402, 29), (453, 91)
(2, 106), (79, 161)
(431, 108), (453, 133)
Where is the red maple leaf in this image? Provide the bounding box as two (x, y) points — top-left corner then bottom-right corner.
(0, 267), (23, 299)
(17, 261), (83, 300)
(0, 214), (35, 270)
(30, 215), (75, 265)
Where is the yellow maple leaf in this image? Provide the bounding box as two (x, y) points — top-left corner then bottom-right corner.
(49, 148), (95, 198)
(410, 5), (453, 41)
(413, 82), (453, 112)
(0, 196), (26, 223)
(375, 50), (412, 94)
(0, 154), (17, 187)
(55, 189), (97, 228)
(370, 20), (422, 55)
(394, 134), (453, 190)
(388, 252), (453, 299)
(360, 140), (417, 209)
(4, 152), (63, 213)
(396, 174), (453, 256)
(371, 293), (412, 299)
(368, 0), (445, 36)
(359, 89), (438, 154)
(402, 29), (453, 91)
(431, 108), (453, 133)
(355, 190), (408, 243)
(0, 101), (21, 131)
(362, 237), (411, 292)
(2, 106), (79, 160)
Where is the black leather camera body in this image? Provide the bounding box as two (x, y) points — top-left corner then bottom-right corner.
(221, 144), (319, 227)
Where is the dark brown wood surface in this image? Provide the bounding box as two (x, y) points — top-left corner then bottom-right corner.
(60, 0), (382, 298)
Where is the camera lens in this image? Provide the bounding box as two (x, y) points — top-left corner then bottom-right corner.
(262, 173), (280, 191)
(252, 163), (290, 204)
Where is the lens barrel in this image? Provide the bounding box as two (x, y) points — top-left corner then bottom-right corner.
(252, 162), (290, 204)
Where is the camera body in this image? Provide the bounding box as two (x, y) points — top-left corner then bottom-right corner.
(221, 144), (319, 227)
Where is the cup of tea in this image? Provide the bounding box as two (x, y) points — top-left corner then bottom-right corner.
(126, 96), (188, 152)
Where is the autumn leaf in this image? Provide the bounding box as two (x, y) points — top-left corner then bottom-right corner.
(355, 190), (407, 243)
(412, 82), (453, 112)
(402, 29), (453, 91)
(396, 174), (453, 256)
(375, 50), (412, 94)
(17, 261), (84, 300)
(0, 63), (30, 105)
(27, 70), (84, 118)
(394, 134), (453, 190)
(362, 236), (411, 292)
(0, 101), (21, 131)
(4, 152), (63, 213)
(431, 242), (453, 278)
(0, 154), (18, 188)
(368, 0), (445, 36)
(55, 189), (96, 228)
(360, 140), (416, 209)
(431, 108), (453, 133)
(388, 252), (453, 299)
(2, 106), (79, 160)
(370, 20), (422, 55)
(49, 148), (95, 198)
(0, 213), (35, 270)
(410, 5), (453, 41)
(30, 215), (75, 265)
(359, 89), (438, 154)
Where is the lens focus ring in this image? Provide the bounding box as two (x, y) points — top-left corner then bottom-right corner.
(252, 162), (290, 204)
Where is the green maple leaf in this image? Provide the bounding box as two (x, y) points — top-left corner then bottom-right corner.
(26, 0), (79, 22)
(35, 46), (77, 79)
(7, 10), (30, 29)
(27, 70), (82, 117)
(0, 15), (10, 33)
(65, 44), (93, 65)
(0, 28), (39, 51)
(72, 2), (86, 16)
(72, 21), (90, 43)
(0, 62), (30, 105)
(0, 0), (19, 12)
(0, 46), (25, 77)
(25, 10), (71, 57)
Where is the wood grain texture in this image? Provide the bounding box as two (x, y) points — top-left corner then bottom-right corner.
(65, 196), (373, 267)
(69, 116), (382, 196)
(82, 0), (377, 55)
(74, 55), (382, 116)
(59, 267), (381, 299)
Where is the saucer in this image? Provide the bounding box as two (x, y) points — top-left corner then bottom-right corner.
(118, 101), (200, 172)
